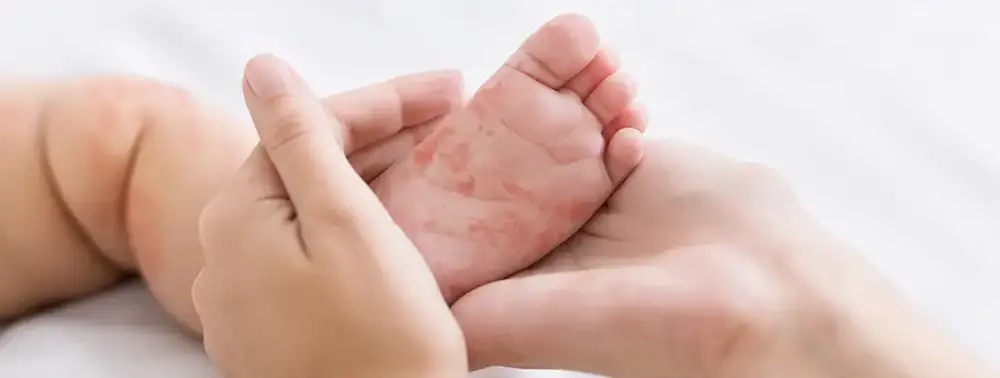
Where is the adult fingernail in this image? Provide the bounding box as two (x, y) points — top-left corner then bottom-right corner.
(245, 54), (297, 99)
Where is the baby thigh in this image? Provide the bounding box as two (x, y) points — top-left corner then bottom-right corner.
(0, 81), (126, 320)
(0, 76), (255, 332)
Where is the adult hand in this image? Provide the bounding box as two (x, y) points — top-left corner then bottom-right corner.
(454, 139), (994, 378)
(112, 62), (461, 335)
(194, 55), (466, 378)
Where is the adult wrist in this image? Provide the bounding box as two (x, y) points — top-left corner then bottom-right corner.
(799, 275), (997, 378)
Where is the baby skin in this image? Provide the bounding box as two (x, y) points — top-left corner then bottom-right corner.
(0, 14), (644, 330)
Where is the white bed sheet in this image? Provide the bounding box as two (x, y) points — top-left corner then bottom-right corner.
(1, 1), (999, 377)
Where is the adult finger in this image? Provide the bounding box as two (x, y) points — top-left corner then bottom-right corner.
(242, 54), (368, 215)
(325, 70), (463, 154)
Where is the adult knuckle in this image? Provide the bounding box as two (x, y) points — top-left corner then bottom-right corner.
(696, 302), (767, 375)
(675, 290), (775, 375)
(314, 201), (364, 228)
(198, 197), (251, 248)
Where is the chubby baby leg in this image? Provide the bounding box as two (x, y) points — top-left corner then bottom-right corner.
(0, 78), (161, 319)
(0, 76), (254, 325)
(0, 80), (117, 319)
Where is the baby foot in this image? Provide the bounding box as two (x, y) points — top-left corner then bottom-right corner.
(374, 14), (643, 302)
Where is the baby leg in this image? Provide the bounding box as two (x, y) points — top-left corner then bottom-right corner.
(0, 77), (168, 320)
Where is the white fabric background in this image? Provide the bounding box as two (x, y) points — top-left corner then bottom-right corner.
(1, 1), (998, 377)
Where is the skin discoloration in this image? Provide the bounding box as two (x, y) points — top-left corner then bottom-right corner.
(443, 141), (471, 174)
(554, 200), (595, 222)
(501, 181), (536, 201)
(455, 177), (477, 197)
(412, 127), (457, 170)
(412, 133), (439, 168)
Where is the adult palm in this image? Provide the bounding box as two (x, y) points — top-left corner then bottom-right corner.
(452, 139), (892, 378)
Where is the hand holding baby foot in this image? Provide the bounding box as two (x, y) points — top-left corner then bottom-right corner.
(194, 55), (466, 378)
(455, 139), (996, 378)
(375, 13), (646, 302)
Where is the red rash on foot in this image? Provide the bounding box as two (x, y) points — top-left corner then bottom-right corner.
(467, 219), (487, 234)
(463, 210), (529, 249)
(455, 177), (477, 196)
(554, 200), (595, 221)
(444, 142), (471, 173)
(501, 181), (535, 201)
(412, 136), (439, 168)
(413, 127), (457, 169)
(496, 209), (527, 240)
